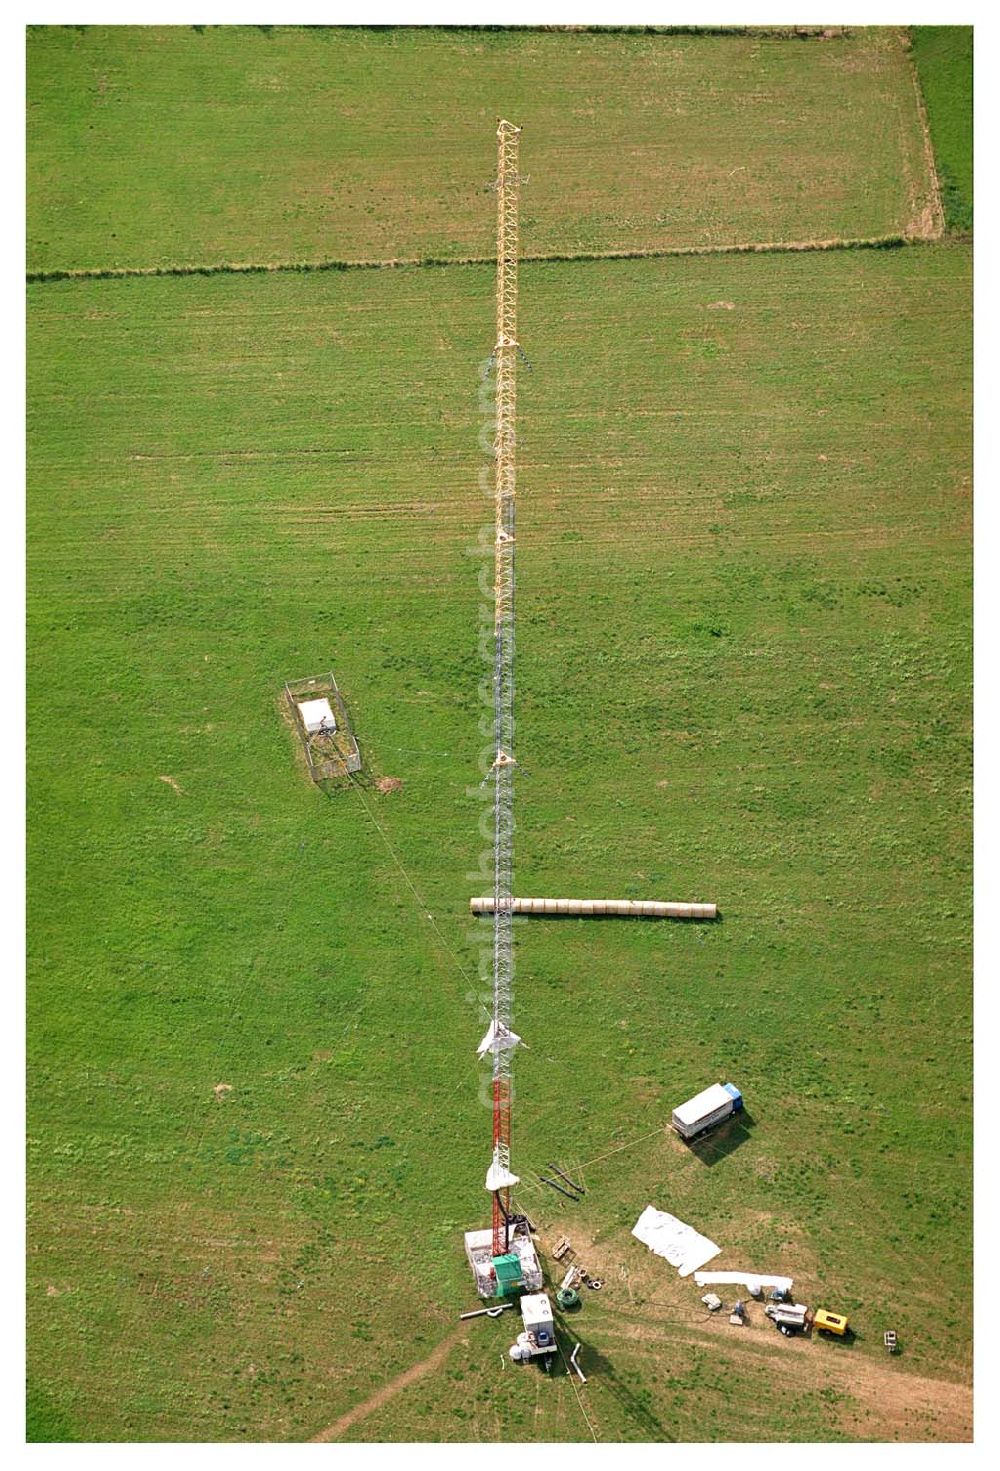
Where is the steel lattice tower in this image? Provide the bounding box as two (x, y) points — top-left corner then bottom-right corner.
(488, 119), (521, 1256)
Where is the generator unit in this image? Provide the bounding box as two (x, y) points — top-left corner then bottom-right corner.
(509, 1293), (556, 1362)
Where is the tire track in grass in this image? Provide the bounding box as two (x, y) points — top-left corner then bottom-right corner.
(308, 1326), (467, 1442)
(595, 1316), (972, 1441)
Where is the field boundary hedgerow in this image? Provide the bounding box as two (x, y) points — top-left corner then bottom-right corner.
(27, 22), (856, 40)
(332, 25), (849, 38)
(26, 232), (918, 287)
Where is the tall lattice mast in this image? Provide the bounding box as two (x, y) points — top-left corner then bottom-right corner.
(484, 119), (522, 1257)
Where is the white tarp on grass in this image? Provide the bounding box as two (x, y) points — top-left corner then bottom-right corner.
(631, 1205), (721, 1277)
(692, 1270), (794, 1295)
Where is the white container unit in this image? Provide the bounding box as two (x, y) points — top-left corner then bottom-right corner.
(509, 1293), (556, 1361)
(671, 1082), (743, 1141)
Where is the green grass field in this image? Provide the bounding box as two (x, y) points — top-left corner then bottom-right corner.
(28, 237), (971, 1441)
(28, 24), (939, 273)
(911, 27), (973, 232)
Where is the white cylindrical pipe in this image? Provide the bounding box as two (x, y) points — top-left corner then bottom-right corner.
(469, 897), (717, 920)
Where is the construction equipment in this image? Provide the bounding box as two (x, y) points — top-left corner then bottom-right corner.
(551, 1236), (574, 1263)
(765, 1302), (809, 1336)
(464, 1225), (542, 1300)
(813, 1308), (850, 1337)
(509, 1293), (557, 1363)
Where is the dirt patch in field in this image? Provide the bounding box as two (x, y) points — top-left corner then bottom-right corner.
(159, 775), (185, 795)
(903, 28), (946, 240)
(911, 201), (941, 241)
(376, 776), (404, 793)
(600, 1312), (971, 1441)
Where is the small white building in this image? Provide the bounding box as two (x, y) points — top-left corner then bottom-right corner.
(298, 697), (336, 735)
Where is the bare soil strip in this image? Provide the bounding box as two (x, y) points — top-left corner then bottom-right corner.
(903, 29), (946, 239)
(308, 1327), (467, 1443)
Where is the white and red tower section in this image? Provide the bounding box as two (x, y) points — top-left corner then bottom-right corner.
(482, 118), (522, 1257)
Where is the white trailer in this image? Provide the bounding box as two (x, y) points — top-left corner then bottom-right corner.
(765, 1302), (810, 1336)
(671, 1082), (743, 1141)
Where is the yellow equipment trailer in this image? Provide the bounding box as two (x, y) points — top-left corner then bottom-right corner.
(813, 1308), (849, 1337)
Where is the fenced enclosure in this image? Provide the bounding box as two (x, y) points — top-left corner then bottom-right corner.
(284, 672), (361, 783)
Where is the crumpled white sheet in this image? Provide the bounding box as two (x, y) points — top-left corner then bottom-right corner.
(631, 1205), (721, 1277)
(693, 1270), (794, 1295)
